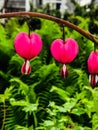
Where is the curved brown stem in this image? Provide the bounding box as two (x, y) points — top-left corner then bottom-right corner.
(0, 12), (98, 44)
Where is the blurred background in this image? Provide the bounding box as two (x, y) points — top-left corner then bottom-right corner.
(0, 0), (98, 17)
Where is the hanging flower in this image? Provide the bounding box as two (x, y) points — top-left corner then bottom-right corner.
(14, 32), (42, 74)
(50, 38), (78, 77)
(87, 51), (98, 87)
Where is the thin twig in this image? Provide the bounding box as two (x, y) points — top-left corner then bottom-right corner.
(0, 12), (98, 44)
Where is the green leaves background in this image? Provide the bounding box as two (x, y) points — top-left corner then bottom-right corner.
(0, 11), (97, 130)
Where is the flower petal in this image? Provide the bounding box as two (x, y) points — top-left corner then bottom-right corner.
(21, 60), (31, 75)
(88, 51), (98, 74)
(14, 32), (42, 59)
(50, 38), (78, 64)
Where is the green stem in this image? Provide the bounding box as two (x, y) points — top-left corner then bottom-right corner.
(33, 112), (37, 128)
(1, 99), (6, 130)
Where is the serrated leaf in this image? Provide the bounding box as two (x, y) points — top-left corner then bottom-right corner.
(71, 107), (85, 116)
(63, 99), (77, 112)
(44, 120), (54, 126)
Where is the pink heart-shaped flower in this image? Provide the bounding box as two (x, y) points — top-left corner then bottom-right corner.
(88, 51), (98, 74)
(14, 32), (42, 60)
(50, 38), (78, 64)
(87, 51), (98, 87)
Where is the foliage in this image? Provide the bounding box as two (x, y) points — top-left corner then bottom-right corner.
(0, 12), (98, 130)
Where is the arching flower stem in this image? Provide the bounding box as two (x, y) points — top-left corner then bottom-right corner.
(0, 12), (98, 45)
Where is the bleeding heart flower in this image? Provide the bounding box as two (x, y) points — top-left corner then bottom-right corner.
(14, 32), (42, 75)
(87, 51), (98, 87)
(50, 38), (78, 77)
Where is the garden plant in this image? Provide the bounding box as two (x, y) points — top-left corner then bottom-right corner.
(0, 10), (98, 130)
